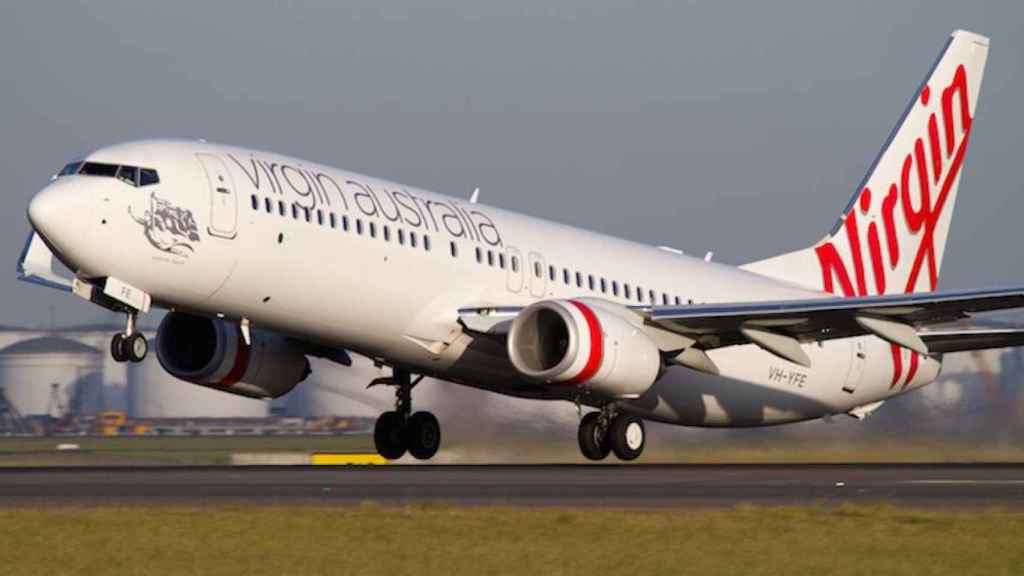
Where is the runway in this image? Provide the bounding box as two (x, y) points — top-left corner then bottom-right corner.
(2, 464), (1023, 507)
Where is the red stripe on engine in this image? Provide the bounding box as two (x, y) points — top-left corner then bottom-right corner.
(565, 300), (602, 385)
(217, 333), (250, 387)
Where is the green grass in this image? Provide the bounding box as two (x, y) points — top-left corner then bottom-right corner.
(0, 504), (1021, 575)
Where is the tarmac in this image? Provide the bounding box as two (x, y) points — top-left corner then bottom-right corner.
(2, 463), (1024, 507)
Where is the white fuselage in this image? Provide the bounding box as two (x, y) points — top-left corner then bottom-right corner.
(33, 139), (941, 427)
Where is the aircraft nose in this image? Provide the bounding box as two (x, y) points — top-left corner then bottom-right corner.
(27, 185), (64, 240)
(26, 179), (93, 262)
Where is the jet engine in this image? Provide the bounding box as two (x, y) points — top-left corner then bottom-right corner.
(506, 299), (662, 398)
(156, 312), (310, 399)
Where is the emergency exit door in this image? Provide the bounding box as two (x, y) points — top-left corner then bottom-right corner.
(197, 153), (238, 239)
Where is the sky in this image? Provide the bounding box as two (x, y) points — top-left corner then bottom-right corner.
(2, 0), (1023, 328)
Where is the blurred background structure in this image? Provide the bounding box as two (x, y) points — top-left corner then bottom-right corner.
(0, 318), (1020, 456)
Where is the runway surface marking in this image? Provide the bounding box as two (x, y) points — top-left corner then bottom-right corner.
(1, 464), (1022, 507)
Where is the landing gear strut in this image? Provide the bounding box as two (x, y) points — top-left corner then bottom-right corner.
(110, 311), (147, 364)
(578, 405), (646, 461)
(373, 369), (441, 461)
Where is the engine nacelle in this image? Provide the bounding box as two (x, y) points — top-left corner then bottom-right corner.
(507, 298), (662, 399)
(156, 312), (311, 399)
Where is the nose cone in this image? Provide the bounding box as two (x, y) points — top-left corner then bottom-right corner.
(26, 179), (95, 269)
(27, 185), (64, 240)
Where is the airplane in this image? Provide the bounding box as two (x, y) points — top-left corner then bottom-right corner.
(18, 29), (1024, 461)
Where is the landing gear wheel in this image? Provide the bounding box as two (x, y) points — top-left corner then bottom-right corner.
(374, 411), (407, 460)
(609, 414), (645, 461)
(578, 411), (611, 461)
(110, 333), (127, 363)
(125, 333), (148, 363)
(406, 411), (441, 460)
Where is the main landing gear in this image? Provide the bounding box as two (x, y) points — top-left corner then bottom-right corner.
(372, 368), (441, 461)
(578, 405), (646, 461)
(110, 310), (147, 364)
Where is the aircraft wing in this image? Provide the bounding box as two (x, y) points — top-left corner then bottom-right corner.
(458, 287), (1024, 369)
(646, 287), (1024, 365)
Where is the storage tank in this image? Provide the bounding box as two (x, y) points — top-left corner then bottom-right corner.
(127, 344), (268, 418)
(0, 336), (103, 417)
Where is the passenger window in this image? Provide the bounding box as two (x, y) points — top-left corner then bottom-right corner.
(612, 281), (619, 297)
(410, 232), (418, 248)
(356, 219), (363, 235)
(398, 229), (406, 245)
(548, 265), (556, 282)
(117, 166), (139, 186)
(588, 275), (595, 290)
(563, 269), (570, 285)
(424, 235), (431, 251)
(316, 210), (324, 226)
(342, 215), (349, 231)
(575, 272), (583, 288)
(674, 296), (682, 306)
(369, 222), (377, 238)
(512, 255), (519, 272)
(250, 195), (259, 211)
(649, 290), (656, 304)
(535, 262), (542, 278)
(329, 213), (337, 228)
(637, 286), (644, 303)
(499, 253), (506, 269)
(383, 225), (391, 241)
(265, 198), (272, 213)
(600, 278), (607, 293)
(487, 251), (494, 266)
(662, 293), (669, 305)
(292, 205), (300, 220)
(624, 284), (631, 299)
(278, 201), (286, 217)
(304, 208), (312, 223)
(139, 168), (159, 186)
(450, 241), (458, 258)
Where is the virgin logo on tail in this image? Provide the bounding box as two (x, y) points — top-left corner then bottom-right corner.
(816, 64), (974, 298)
(816, 64), (974, 389)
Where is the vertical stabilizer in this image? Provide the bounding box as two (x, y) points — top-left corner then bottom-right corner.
(743, 30), (989, 297)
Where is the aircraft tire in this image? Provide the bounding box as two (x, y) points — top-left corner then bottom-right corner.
(406, 411), (441, 460)
(577, 411), (611, 461)
(110, 333), (127, 363)
(374, 411), (407, 460)
(609, 414), (645, 461)
(125, 333), (148, 363)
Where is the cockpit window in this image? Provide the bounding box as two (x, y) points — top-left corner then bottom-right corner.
(78, 162), (119, 177)
(62, 161), (160, 187)
(116, 166), (139, 186)
(58, 162), (83, 177)
(139, 168), (159, 186)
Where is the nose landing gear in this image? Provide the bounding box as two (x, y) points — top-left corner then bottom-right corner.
(372, 369), (442, 461)
(110, 311), (147, 363)
(578, 405), (645, 461)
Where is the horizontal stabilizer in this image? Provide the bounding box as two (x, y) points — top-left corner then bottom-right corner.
(918, 328), (1024, 353)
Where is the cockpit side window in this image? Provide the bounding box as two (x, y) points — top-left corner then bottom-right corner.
(139, 168), (159, 186)
(116, 166), (139, 186)
(58, 162), (83, 177)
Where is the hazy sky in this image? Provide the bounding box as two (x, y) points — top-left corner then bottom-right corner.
(2, 1), (1023, 327)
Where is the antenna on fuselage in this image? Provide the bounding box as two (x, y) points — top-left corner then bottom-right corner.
(470, 187), (480, 204)
(704, 252), (714, 262)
